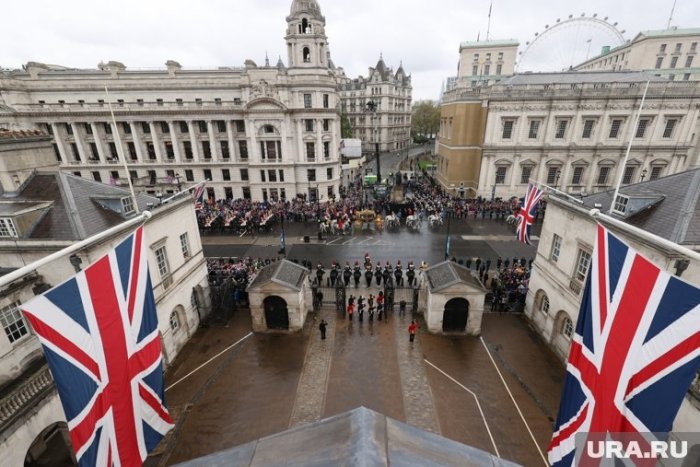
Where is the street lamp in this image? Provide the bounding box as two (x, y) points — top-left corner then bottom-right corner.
(640, 168), (648, 182)
(366, 100), (381, 184)
(175, 173), (182, 192)
(444, 207), (454, 261)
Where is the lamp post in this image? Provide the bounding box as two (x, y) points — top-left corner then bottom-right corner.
(175, 173), (182, 192)
(366, 100), (381, 184)
(640, 168), (648, 182)
(444, 207), (454, 261)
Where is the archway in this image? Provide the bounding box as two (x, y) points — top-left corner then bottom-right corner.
(264, 296), (289, 330)
(442, 297), (469, 332)
(25, 422), (76, 467)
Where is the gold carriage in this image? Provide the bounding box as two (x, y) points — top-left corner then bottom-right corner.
(353, 210), (383, 231)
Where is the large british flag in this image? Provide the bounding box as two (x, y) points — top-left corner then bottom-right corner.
(515, 183), (543, 245)
(192, 182), (206, 211)
(548, 225), (700, 466)
(21, 227), (174, 466)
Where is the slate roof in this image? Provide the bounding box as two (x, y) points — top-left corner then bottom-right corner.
(578, 169), (700, 245)
(0, 172), (158, 240)
(247, 259), (309, 292)
(174, 407), (520, 467)
(500, 71), (666, 86)
(424, 261), (485, 293)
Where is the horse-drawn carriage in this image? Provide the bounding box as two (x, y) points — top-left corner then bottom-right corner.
(384, 213), (400, 232)
(405, 214), (421, 232)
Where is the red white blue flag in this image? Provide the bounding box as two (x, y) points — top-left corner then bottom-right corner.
(21, 227), (174, 466)
(193, 182), (206, 211)
(548, 225), (700, 466)
(515, 183), (543, 245)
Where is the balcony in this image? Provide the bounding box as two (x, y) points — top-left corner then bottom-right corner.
(569, 279), (582, 296)
(0, 361), (54, 433)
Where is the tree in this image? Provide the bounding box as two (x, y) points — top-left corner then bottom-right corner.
(411, 100), (440, 141)
(340, 111), (353, 138)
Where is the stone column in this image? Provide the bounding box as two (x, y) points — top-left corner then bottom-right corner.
(479, 155), (492, 198)
(168, 121), (182, 162)
(297, 119), (304, 162)
(248, 120), (258, 163)
(90, 123), (107, 162)
(149, 122), (163, 161)
(188, 120), (201, 161)
(508, 154), (520, 195)
(316, 119), (323, 162)
(70, 123), (88, 161)
(586, 154), (600, 193)
(536, 154), (548, 186)
(226, 121), (236, 162)
(560, 154), (573, 192)
(130, 122), (144, 162)
(51, 123), (69, 162)
(207, 121), (219, 161)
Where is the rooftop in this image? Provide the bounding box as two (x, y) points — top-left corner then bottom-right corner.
(424, 261), (485, 293)
(500, 70), (666, 86)
(637, 27), (700, 39)
(460, 39), (519, 49)
(247, 259), (309, 292)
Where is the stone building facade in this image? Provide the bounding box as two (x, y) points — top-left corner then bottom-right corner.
(574, 27), (700, 82)
(0, 0), (344, 203)
(437, 72), (700, 199)
(339, 57), (412, 153)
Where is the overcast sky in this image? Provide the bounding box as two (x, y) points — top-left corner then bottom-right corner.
(2, 0), (699, 101)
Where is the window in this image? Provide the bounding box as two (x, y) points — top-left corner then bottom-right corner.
(520, 166), (532, 184)
(0, 218), (18, 238)
(562, 318), (574, 339)
(663, 118), (678, 138)
(582, 119), (595, 139)
(122, 122), (131, 134)
(495, 166), (507, 184)
(686, 56), (694, 68)
(660, 44), (667, 53)
(306, 142), (315, 160)
(650, 166), (663, 180)
(613, 194), (629, 214)
(0, 302), (29, 343)
(203, 169), (212, 180)
(692, 42), (698, 52)
(472, 65), (478, 76)
(169, 311), (179, 331)
(240, 169), (249, 181)
(178, 121), (187, 133)
(502, 119), (514, 139)
(303, 93), (312, 108)
(328, 186), (334, 199)
(551, 234), (562, 262)
(242, 187), (251, 200)
(142, 122), (151, 134)
(92, 171), (102, 182)
(571, 167), (584, 185)
(609, 119), (622, 138)
(635, 118), (650, 138)
(496, 64), (502, 75)
(185, 169), (194, 182)
(323, 119), (330, 131)
(675, 43), (682, 53)
(323, 142), (330, 159)
(307, 169), (316, 182)
(197, 121), (207, 133)
(555, 119), (569, 139)
(528, 120), (540, 139)
(575, 249), (592, 282)
(176, 98), (183, 106)
(238, 141), (248, 160)
(156, 98), (163, 106)
(670, 56), (679, 68)
(217, 121), (226, 133)
(327, 168), (333, 180)
(222, 169), (231, 181)
(260, 170), (266, 182)
(235, 120), (245, 133)
(473, 53), (479, 62)
(121, 196), (135, 214)
(225, 187), (233, 199)
(154, 246), (170, 279)
(268, 170), (277, 182)
(183, 141), (193, 159)
(323, 94), (329, 108)
(597, 166), (610, 185)
(305, 119), (314, 131)
(484, 64), (490, 75)
(544, 168), (563, 188)
(622, 165), (636, 184)
(215, 98), (222, 106)
(279, 170), (285, 182)
(180, 232), (191, 259)
(541, 295), (550, 314)
(220, 141), (230, 159)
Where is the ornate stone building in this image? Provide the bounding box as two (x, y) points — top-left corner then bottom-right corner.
(0, 0), (343, 203)
(339, 56), (412, 153)
(437, 72), (700, 199)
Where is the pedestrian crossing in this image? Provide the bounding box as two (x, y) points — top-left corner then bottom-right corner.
(461, 235), (539, 241)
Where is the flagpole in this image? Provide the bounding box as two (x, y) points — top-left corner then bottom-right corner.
(589, 209), (700, 262)
(529, 179), (584, 204)
(608, 80), (650, 215)
(0, 211), (152, 289)
(105, 86), (140, 214)
(162, 180), (206, 204)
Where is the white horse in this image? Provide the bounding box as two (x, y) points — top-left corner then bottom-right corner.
(506, 214), (519, 225)
(428, 214), (443, 228)
(406, 215), (421, 231)
(385, 214), (400, 231)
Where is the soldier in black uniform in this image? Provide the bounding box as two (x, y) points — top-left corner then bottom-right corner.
(382, 261), (392, 285)
(406, 261), (416, 287)
(329, 262), (339, 287)
(343, 262), (352, 286)
(365, 265), (373, 287)
(315, 263), (325, 286)
(353, 262), (361, 288)
(394, 260), (403, 286)
(357, 295), (365, 322)
(374, 262), (383, 286)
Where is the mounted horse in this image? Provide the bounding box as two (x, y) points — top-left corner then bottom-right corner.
(384, 214), (400, 232)
(406, 215), (421, 232)
(428, 214), (443, 229)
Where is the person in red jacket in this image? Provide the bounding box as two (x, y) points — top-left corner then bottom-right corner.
(408, 320), (418, 342)
(347, 302), (355, 321)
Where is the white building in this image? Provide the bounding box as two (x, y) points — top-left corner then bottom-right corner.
(0, 0), (343, 203)
(456, 39), (519, 88)
(525, 170), (700, 450)
(0, 129), (210, 465)
(574, 27), (700, 82)
(339, 56), (412, 153)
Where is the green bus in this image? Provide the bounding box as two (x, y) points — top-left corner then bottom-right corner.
(363, 175), (378, 186)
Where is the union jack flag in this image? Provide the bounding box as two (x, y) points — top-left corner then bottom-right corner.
(193, 182), (206, 211)
(515, 183), (543, 245)
(21, 227), (174, 466)
(548, 225), (700, 466)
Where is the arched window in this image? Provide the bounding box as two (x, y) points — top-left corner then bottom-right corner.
(169, 311), (180, 331)
(303, 47), (311, 63)
(562, 317), (574, 339)
(541, 295), (550, 314)
(301, 18), (311, 34)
